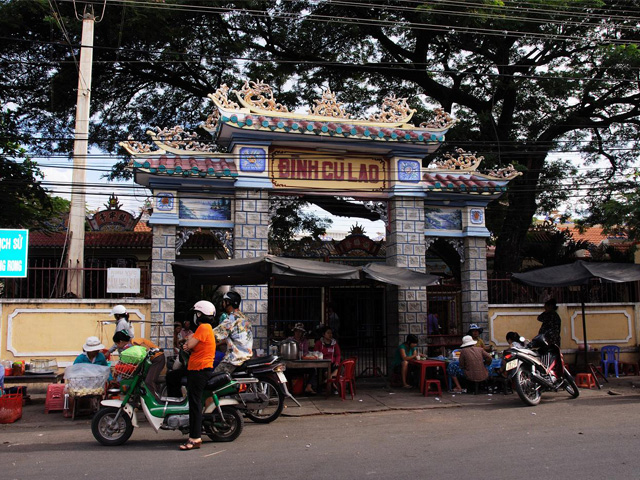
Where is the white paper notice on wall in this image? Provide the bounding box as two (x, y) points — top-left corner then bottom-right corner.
(107, 268), (141, 294)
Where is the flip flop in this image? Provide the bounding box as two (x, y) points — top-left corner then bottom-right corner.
(403, 385), (412, 389)
(179, 440), (201, 451)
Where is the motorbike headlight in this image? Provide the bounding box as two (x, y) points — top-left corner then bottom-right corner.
(274, 364), (286, 372)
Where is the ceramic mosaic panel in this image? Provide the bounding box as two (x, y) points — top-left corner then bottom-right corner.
(397, 159), (421, 183)
(179, 197), (232, 221)
(425, 207), (462, 231)
(239, 147), (267, 172)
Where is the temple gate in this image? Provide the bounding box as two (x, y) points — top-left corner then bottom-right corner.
(122, 80), (519, 365)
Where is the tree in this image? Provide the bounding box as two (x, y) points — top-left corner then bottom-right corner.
(269, 197), (332, 254)
(0, 110), (69, 230)
(576, 170), (640, 241)
(1, 1), (639, 271)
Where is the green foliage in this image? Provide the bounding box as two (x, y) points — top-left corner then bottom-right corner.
(0, 110), (69, 230)
(1, 0), (639, 269)
(268, 198), (332, 254)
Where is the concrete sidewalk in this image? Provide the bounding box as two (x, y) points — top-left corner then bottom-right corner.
(2, 376), (639, 430)
(281, 376), (640, 417)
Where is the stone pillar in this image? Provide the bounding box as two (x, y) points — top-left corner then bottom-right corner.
(386, 196), (428, 357)
(151, 224), (176, 349)
(234, 189), (269, 349)
(461, 236), (488, 340)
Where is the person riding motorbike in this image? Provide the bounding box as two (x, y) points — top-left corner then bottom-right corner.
(213, 291), (253, 374)
(180, 300), (217, 451)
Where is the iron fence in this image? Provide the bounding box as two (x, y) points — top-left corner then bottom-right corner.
(488, 278), (640, 304)
(0, 258), (150, 299)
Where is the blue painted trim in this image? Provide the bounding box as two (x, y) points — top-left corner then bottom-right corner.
(179, 219), (235, 228)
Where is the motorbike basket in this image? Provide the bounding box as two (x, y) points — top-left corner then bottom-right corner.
(113, 362), (140, 380)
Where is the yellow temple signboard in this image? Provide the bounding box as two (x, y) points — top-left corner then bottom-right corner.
(270, 149), (387, 192)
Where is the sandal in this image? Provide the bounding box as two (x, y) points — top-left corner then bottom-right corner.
(179, 440), (201, 451)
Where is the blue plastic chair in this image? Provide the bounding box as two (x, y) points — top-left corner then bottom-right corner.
(601, 345), (620, 378)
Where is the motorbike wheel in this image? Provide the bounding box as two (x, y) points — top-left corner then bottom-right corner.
(563, 368), (580, 398)
(91, 407), (134, 446)
(514, 367), (542, 406)
(203, 406), (244, 442)
(244, 378), (284, 424)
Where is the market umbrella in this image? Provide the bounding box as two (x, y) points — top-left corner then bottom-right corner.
(512, 260), (640, 367)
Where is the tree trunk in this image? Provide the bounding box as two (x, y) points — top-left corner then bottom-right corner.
(492, 155), (546, 276)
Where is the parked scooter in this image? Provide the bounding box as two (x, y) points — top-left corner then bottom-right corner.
(504, 334), (579, 406)
(92, 349), (255, 446)
(230, 354), (298, 423)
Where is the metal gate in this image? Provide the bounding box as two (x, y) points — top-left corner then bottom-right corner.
(268, 285), (388, 377)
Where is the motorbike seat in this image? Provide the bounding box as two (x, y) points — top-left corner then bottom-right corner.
(206, 372), (232, 390)
(159, 395), (186, 404)
(242, 355), (278, 368)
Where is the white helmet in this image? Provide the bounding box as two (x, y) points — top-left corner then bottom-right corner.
(193, 300), (215, 317)
(112, 305), (127, 315)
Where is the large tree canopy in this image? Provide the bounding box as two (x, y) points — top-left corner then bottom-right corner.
(0, 110), (69, 230)
(1, 0), (639, 273)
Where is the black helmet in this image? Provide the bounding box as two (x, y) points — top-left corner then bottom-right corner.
(223, 291), (242, 309)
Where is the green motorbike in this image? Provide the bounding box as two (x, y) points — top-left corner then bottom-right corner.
(91, 349), (254, 446)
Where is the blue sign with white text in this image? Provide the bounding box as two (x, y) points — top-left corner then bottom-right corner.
(0, 229), (29, 278)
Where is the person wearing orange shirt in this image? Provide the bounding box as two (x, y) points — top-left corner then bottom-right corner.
(179, 300), (217, 452)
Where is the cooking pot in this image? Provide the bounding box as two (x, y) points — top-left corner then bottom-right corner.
(279, 339), (299, 360)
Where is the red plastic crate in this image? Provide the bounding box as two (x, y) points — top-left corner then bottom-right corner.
(45, 384), (66, 413)
(0, 393), (23, 424)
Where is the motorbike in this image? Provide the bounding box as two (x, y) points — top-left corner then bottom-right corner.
(230, 354), (298, 423)
(504, 334), (579, 406)
(92, 349), (255, 446)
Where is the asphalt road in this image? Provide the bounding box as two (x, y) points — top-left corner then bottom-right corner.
(2, 393), (639, 480)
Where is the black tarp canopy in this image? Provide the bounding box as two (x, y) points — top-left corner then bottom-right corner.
(512, 260), (640, 367)
(171, 255), (440, 287)
(511, 260), (640, 288)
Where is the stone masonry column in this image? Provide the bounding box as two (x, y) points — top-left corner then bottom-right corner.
(386, 196), (428, 361)
(461, 236), (488, 340)
(234, 189), (269, 349)
(151, 224), (176, 349)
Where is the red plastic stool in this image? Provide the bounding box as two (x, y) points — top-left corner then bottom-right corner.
(423, 379), (442, 397)
(44, 384), (66, 413)
(575, 373), (597, 389)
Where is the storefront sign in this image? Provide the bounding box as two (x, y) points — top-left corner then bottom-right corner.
(270, 149), (387, 192)
(0, 229), (28, 278)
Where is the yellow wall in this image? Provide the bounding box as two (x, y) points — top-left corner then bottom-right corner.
(489, 303), (640, 364)
(1, 300), (151, 368)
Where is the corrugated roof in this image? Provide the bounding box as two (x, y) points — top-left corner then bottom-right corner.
(30, 231), (152, 249)
(30, 230), (220, 251)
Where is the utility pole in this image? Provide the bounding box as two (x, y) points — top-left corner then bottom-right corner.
(66, 5), (95, 297)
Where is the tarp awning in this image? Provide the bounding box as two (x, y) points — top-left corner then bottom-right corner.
(362, 262), (440, 286)
(171, 255), (440, 287)
(512, 260), (640, 287)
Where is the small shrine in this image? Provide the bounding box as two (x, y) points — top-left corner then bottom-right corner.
(121, 80), (520, 350)
(87, 194), (141, 232)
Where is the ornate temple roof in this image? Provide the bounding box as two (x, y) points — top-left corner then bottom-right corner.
(422, 173), (508, 194)
(206, 81), (456, 147)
